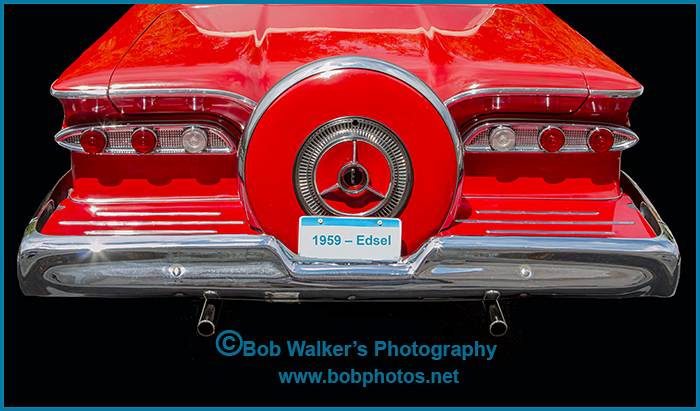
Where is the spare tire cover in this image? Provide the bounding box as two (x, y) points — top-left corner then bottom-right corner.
(239, 57), (462, 255)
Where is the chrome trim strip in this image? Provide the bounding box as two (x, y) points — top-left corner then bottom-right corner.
(443, 86), (643, 107)
(589, 87), (644, 98)
(476, 210), (599, 216)
(59, 221), (244, 226)
(240, 55), (463, 189)
(84, 230), (218, 236)
(68, 190), (240, 204)
(455, 220), (634, 225)
(51, 84), (257, 108)
(108, 87), (257, 108)
(443, 87), (588, 107)
(95, 211), (222, 217)
(486, 230), (615, 236)
(51, 83), (641, 111)
(50, 82), (108, 99)
(55, 123), (236, 154)
(463, 121), (639, 153)
(462, 194), (624, 201)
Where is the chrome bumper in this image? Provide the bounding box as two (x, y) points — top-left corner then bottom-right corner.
(17, 173), (680, 300)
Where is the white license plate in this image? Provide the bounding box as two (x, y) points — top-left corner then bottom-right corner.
(298, 216), (401, 261)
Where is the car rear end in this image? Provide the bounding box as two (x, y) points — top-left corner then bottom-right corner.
(18, 4), (679, 310)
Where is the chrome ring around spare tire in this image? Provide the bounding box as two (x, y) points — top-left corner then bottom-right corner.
(294, 117), (412, 217)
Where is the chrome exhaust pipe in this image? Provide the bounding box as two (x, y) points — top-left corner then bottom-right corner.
(484, 290), (508, 337)
(197, 300), (217, 337)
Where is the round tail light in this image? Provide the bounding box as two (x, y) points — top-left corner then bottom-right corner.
(539, 127), (565, 152)
(131, 128), (157, 153)
(489, 126), (516, 152)
(588, 128), (614, 153)
(80, 129), (107, 154)
(182, 127), (208, 153)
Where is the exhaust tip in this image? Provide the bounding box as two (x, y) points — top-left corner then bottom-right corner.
(484, 291), (508, 337)
(489, 320), (508, 337)
(197, 301), (217, 337)
(197, 319), (215, 337)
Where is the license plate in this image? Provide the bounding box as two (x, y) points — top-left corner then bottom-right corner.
(298, 216), (401, 261)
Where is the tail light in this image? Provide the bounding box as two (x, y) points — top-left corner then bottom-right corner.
(181, 127), (208, 153)
(80, 129), (107, 154)
(131, 128), (157, 154)
(489, 126), (516, 152)
(464, 122), (638, 153)
(54, 123), (236, 154)
(588, 128), (614, 153)
(539, 126), (565, 152)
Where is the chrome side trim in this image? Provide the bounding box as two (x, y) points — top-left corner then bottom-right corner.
(85, 230), (218, 236)
(476, 210), (599, 216)
(486, 230), (616, 236)
(50, 82), (108, 99)
(68, 190), (240, 204)
(443, 87), (588, 107)
(51, 83), (257, 108)
(463, 194), (624, 201)
(589, 87), (644, 98)
(59, 220), (244, 226)
(443, 86), (643, 107)
(95, 211), (222, 217)
(239, 56), (463, 188)
(50, 83), (641, 111)
(108, 87), (257, 108)
(455, 220), (634, 225)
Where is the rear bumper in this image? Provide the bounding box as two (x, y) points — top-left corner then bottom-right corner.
(17, 173), (680, 301)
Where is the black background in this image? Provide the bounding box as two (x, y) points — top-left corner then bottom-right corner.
(5, 5), (694, 406)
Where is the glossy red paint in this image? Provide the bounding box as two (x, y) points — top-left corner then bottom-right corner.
(106, 5), (593, 102)
(244, 69), (459, 255)
(508, 4), (641, 93)
(109, 95), (253, 133)
(462, 152), (621, 199)
(454, 95), (636, 136)
(70, 152), (239, 201)
(53, 5), (179, 93)
(52, 5), (640, 130)
(59, 96), (121, 127)
(42, 4), (656, 255)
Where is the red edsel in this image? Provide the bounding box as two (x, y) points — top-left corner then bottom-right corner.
(17, 4), (680, 337)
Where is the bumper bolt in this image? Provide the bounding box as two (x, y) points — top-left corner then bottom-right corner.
(519, 266), (532, 278)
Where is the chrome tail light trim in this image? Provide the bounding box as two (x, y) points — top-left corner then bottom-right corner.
(55, 124), (236, 154)
(463, 122), (638, 153)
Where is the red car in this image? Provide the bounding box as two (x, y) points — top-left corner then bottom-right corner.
(17, 4), (680, 337)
